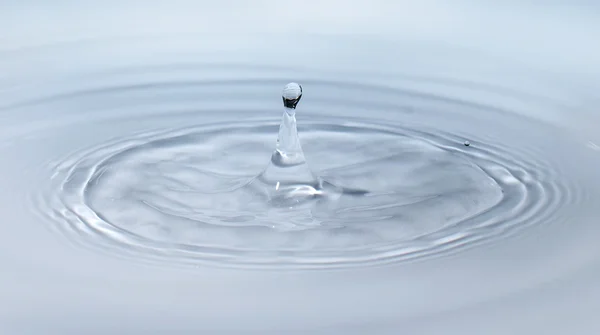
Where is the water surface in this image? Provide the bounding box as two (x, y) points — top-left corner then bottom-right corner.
(1, 2), (600, 334)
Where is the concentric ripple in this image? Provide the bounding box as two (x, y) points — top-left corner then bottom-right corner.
(31, 74), (590, 269)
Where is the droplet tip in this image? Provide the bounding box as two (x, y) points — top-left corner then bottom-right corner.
(282, 82), (302, 109)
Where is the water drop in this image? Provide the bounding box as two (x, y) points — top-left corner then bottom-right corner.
(464, 140), (471, 147)
(250, 83), (321, 205)
(282, 82), (302, 110)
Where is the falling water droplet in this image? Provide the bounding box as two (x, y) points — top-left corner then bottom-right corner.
(250, 83), (322, 205)
(272, 83), (310, 169)
(282, 82), (302, 110)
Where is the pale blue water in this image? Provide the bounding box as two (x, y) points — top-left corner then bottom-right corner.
(1, 1), (600, 334)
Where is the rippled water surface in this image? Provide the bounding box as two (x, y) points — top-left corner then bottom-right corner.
(2, 2), (600, 334)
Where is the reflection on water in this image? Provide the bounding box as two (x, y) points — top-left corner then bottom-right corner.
(1, 1), (600, 334)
